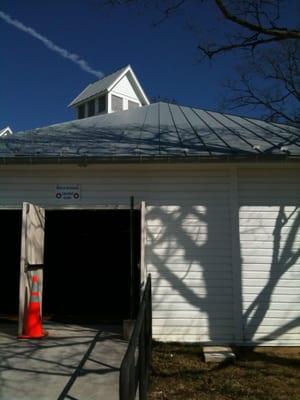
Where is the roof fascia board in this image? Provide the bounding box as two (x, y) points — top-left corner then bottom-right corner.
(2, 162), (300, 173)
(107, 66), (150, 105)
(2, 155), (300, 165)
(128, 67), (150, 105)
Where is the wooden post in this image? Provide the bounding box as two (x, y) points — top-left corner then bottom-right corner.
(140, 201), (146, 294)
(130, 196), (135, 319)
(139, 320), (146, 400)
(18, 204), (28, 336)
(230, 168), (243, 342)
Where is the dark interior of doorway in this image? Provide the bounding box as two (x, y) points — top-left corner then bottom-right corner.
(43, 210), (141, 323)
(0, 211), (22, 317)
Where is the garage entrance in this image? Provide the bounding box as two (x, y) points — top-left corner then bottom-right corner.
(0, 211), (22, 318)
(43, 209), (141, 323)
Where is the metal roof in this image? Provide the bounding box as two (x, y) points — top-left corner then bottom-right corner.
(1, 102), (300, 163)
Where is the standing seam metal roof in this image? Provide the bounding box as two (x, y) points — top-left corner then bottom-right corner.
(1, 102), (299, 162)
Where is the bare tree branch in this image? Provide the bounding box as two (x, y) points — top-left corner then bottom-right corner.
(221, 40), (300, 124)
(152, 0), (188, 26)
(104, 0), (300, 123)
(215, 0), (300, 40)
(198, 35), (285, 59)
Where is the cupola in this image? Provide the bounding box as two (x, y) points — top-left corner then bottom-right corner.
(68, 65), (149, 119)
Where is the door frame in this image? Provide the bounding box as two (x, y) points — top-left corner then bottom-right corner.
(18, 202), (45, 336)
(0, 201), (146, 329)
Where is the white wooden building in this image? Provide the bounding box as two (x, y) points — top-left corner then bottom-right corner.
(0, 66), (299, 346)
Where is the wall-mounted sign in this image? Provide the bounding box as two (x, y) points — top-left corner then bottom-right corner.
(55, 184), (80, 200)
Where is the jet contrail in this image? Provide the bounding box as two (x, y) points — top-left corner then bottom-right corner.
(0, 10), (104, 79)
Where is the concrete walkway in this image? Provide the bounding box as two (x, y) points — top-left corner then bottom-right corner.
(0, 321), (127, 400)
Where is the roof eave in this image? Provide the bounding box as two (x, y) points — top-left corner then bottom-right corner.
(1, 154), (300, 165)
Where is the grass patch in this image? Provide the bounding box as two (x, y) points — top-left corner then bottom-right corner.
(149, 342), (300, 400)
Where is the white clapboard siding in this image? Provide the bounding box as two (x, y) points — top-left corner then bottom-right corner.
(146, 170), (233, 343)
(0, 164), (233, 343)
(147, 263), (232, 272)
(239, 168), (300, 345)
(152, 318), (233, 327)
(0, 165), (229, 206)
(1, 163), (300, 345)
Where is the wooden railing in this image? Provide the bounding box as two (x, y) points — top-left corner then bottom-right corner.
(119, 274), (152, 400)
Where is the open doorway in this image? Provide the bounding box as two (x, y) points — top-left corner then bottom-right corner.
(0, 210), (22, 319)
(43, 210), (141, 323)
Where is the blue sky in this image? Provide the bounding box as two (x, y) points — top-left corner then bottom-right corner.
(1, 0), (299, 132)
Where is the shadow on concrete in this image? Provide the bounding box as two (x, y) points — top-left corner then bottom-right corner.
(0, 322), (126, 400)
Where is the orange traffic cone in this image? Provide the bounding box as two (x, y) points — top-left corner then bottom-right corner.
(19, 275), (48, 339)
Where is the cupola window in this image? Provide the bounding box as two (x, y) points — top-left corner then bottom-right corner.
(98, 95), (106, 113)
(128, 100), (139, 109)
(78, 104), (85, 119)
(111, 95), (123, 112)
(88, 99), (95, 117)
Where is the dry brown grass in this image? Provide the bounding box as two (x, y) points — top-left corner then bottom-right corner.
(149, 342), (300, 400)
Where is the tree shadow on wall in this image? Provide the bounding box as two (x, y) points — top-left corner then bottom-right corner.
(146, 202), (300, 344)
(146, 202), (235, 343)
(243, 205), (300, 342)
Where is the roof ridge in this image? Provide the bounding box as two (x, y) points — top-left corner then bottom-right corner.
(89, 64), (130, 85)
